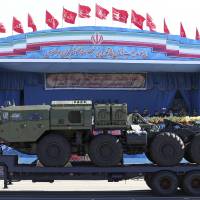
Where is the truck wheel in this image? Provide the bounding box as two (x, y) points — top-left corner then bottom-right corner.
(184, 143), (194, 163)
(150, 132), (184, 166)
(0, 146), (2, 155)
(89, 134), (123, 167)
(145, 151), (153, 162)
(188, 134), (200, 164)
(151, 171), (178, 196)
(178, 175), (184, 191)
(144, 174), (153, 189)
(183, 171), (200, 196)
(37, 134), (71, 167)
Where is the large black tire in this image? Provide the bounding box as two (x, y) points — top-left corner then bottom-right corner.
(89, 134), (123, 167)
(178, 175), (184, 191)
(151, 171), (178, 196)
(0, 146), (2, 155)
(188, 134), (200, 164)
(150, 132), (184, 166)
(37, 134), (71, 167)
(183, 171), (200, 196)
(144, 174), (153, 189)
(184, 143), (194, 163)
(145, 151), (153, 163)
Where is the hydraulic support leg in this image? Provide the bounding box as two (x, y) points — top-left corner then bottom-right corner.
(3, 165), (8, 189)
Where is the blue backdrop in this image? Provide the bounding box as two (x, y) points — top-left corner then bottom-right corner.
(24, 84), (176, 114)
(0, 90), (20, 106)
(0, 71), (199, 114)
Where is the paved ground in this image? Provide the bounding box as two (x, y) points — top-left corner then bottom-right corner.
(0, 180), (198, 200)
(0, 179), (148, 191)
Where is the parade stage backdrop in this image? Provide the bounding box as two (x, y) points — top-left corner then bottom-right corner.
(0, 26), (200, 114)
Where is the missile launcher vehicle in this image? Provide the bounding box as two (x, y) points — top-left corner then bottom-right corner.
(0, 100), (199, 167)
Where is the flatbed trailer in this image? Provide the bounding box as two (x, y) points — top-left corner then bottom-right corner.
(0, 155), (200, 196)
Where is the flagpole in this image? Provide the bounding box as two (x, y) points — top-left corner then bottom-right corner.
(111, 8), (114, 27)
(45, 10), (47, 30)
(95, 16), (97, 26)
(78, 4), (80, 27)
(12, 17), (13, 36)
(130, 10), (132, 29)
(27, 12), (30, 33)
(62, 6), (64, 28)
(45, 10), (50, 30)
(94, 2), (97, 26)
(130, 23), (132, 29)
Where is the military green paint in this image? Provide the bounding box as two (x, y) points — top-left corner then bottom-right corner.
(0, 105), (50, 142)
(0, 101), (127, 143)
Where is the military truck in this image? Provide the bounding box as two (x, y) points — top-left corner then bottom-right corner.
(0, 100), (199, 167)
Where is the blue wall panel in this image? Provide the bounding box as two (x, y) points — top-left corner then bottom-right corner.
(0, 90), (20, 106)
(24, 84), (176, 114)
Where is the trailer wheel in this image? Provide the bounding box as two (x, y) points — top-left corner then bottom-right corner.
(144, 174), (153, 189)
(150, 132), (184, 166)
(188, 134), (200, 164)
(145, 151), (153, 163)
(37, 134), (71, 167)
(184, 143), (194, 163)
(178, 175), (184, 191)
(89, 134), (123, 167)
(151, 171), (178, 196)
(0, 146), (2, 155)
(183, 171), (200, 196)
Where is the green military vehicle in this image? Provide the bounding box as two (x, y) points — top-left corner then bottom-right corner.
(0, 100), (199, 167)
(127, 112), (159, 132)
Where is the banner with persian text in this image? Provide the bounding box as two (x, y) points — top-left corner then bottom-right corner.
(45, 73), (146, 90)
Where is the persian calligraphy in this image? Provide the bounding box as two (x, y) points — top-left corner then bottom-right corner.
(45, 73), (146, 90)
(43, 46), (149, 59)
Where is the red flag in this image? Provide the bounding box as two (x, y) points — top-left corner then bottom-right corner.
(28, 14), (37, 32)
(180, 22), (186, 37)
(79, 4), (91, 18)
(146, 13), (156, 31)
(196, 28), (200, 40)
(112, 7), (128, 23)
(12, 17), (24, 33)
(131, 10), (145, 30)
(46, 10), (59, 29)
(96, 4), (109, 20)
(63, 8), (77, 24)
(0, 23), (6, 33)
(164, 18), (170, 34)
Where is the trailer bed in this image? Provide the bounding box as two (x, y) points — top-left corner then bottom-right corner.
(0, 155), (200, 196)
